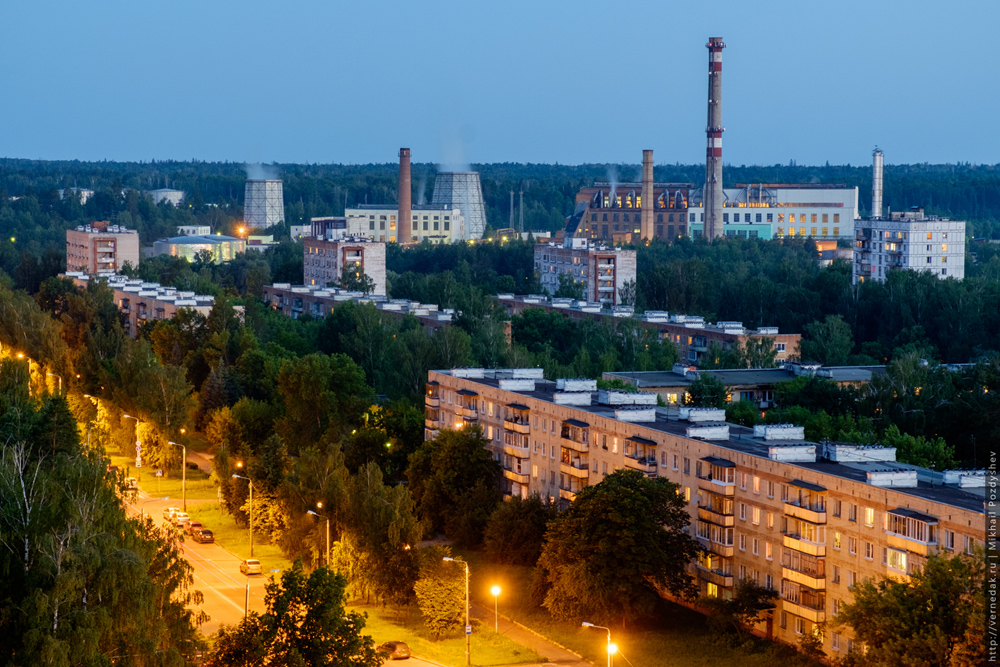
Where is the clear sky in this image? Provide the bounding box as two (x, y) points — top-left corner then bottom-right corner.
(2, 0), (997, 167)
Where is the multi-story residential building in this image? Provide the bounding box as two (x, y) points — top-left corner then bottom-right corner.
(303, 237), (386, 295)
(534, 240), (637, 307)
(425, 367), (985, 659)
(64, 272), (215, 337)
(498, 295), (800, 365)
(343, 204), (466, 244)
(65, 222), (141, 275)
(152, 234), (245, 263)
(853, 207), (966, 284)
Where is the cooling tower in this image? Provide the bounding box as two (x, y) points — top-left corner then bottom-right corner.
(244, 180), (285, 228)
(431, 172), (487, 240)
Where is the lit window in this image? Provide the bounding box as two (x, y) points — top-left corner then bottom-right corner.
(864, 507), (875, 527)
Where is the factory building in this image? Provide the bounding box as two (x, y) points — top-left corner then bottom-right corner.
(343, 204), (465, 244)
(424, 367), (986, 660)
(152, 234), (245, 263)
(303, 237), (386, 295)
(534, 241), (637, 307)
(244, 179), (285, 228)
(853, 150), (966, 283)
(146, 188), (185, 206)
(64, 272), (215, 337)
(65, 222), (141, 275)
(573, 181), (694, 244)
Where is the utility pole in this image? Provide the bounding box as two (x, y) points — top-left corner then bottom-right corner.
(519, 190), (524, 232)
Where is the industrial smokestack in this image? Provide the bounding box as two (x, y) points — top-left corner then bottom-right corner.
(519, 190), (524, 232)
(872, 148), (884, 220)
(704, 37), (726, 239)
(641, 149), (654, 241)
(398, 148), (412, 243)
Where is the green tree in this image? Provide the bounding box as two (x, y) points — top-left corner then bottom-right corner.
(537, 469), (700, 625)
(800, 314), (854, 366)
(554, 272), (585, 300)
(483, 495), (558, 565)
(686, 373), (728, 408)
(337, 264), (377, 295)
(211, 562), (381, 667)
(699, 580), (777, 639)
(413, 547), (465, 640)
(618, 278), (637, 306)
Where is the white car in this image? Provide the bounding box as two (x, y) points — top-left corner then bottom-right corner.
(173, 512), (190, 527)
(162, 506), (182, 521)
(240, 559), (263, 575)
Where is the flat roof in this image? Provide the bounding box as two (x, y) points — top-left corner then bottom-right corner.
(606, 366), (886, 389)
(437, 372), (984, 514)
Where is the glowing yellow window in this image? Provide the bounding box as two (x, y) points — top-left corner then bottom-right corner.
(788, 227), (795, 237)
(778, 213), (785, 223)
(800, 227), (806, 236)
(822, 214), (829, 223)
(811, 227), (817, 237)
(789, 214), (796, 223)
(942, 243), (948, 251)
(811, 214), (818, 223)
(833, 227), (840, 236)
(706, 582), (719, 598)
(822, 227), (829, 236)
(927, 232), (933, 240)
(777, 226), (784, 237)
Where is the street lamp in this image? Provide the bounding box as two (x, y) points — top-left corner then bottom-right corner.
(491, 585), (501, 632)
(582, 622), (614, 667)
(443, 557), (471, 666)
(307, 503), (330, 568)
(46, 372), (63, 395)
(141, 496), (169, 518)
(169, 441), (187, 512)
(123, 414), (142, 468)
(233, 471), (254, 557)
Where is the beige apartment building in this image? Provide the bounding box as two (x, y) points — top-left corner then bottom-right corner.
(65, 222), (140, 275)
(425, 368), (986, 658)
(303, 237), (387, 295)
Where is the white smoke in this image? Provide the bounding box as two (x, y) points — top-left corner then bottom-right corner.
(245, 163), (280, 181)
(417, 171), (427, 206)
(439, 128), (472, 173)
(607, 165), (618, 204)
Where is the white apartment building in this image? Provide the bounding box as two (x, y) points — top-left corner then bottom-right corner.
(534, 239), (637, 307)
(853, 208), (966, 283)
(303, 237), (386, 295)
(344, 204), (466, 244)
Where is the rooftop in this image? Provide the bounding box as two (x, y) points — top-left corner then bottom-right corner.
(63, 272), (216, 307)
(157, 234), (241, 244)
(607, 365), (887, 388)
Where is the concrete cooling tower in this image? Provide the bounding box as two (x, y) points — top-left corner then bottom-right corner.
(431, 172), (487, 240)
(245, 179), (285, 228)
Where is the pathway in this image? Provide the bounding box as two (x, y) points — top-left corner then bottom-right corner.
(470, 601), (593, 667)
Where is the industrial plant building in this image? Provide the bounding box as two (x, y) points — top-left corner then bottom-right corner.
(343, 204), (466, 244)
(498, 295), (799, 366)
(64, 272), (215, 337)
(303, 236), (387, 295)
(424, 367), (986, 660)
(534, 240), (637, 307)
(244, 179), (285, 228)
(65, 222), (140, 275)
(853, 150), (966, 283)
(146, 188), (185, 206)
(152, 234), (245, 263)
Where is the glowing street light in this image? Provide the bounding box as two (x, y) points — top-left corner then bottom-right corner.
(582, 622), (614, 667)
(46, 372), (63, 394)
(307, 503), (330, 568)
(491, 585), (501, 632)
(168, 441), (187, 512)
(233, 469), (254, 557)
(443, 557), (471, 666)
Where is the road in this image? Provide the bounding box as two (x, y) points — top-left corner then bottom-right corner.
(128, 493), (272, 635)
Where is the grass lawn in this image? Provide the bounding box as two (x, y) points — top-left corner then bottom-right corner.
(108, 453), (219, 500)
(349, 601), (543, 667)
(186, 503), (294, 572)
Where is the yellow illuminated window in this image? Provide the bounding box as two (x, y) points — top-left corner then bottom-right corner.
(800, 227), (806, 236)
(833, 227), (840, 236)
(778, 213), (785, 223)
(822, 227), (828, 236)
(706, 582), (719, 598)
(788, 227), (795, 237)
(789, 214), (796, 223)
(942, 256), (947, 262)
(811, 214), (817, 223)
(942, 243), (948, 251)
(811, 227), (817, 237)
(390, 221), (396, 230)
(822, 214), (828, 223)
(927, 232), (933, 240)
(776, 226), (784, 237)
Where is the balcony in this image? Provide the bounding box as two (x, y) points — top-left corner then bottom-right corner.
(504, 419), (530, 435)
(784, 502), (827, 524)
(424, 418), (438, 429)
(697, 565), (734, 588)
(782, 567), (825, 590)
(559, 488), (577, 502)
(781, 599), (825, 624)
(783, 534), (826, 557)
(561, 437), (588, 453)
(504, 442), (530, 458)
(624, 455), (657, 475)
(886, 532), (936, 557)
(560, 460), (590, 479)
(425, 395), (440, 408)
(697, 479), (735, 497)
(698, 507), (735, 527)
(456, 406), (478, 420)
(503, 469), (530, 485)
(696, 536), (735, 558)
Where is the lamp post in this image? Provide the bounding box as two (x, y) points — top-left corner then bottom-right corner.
(141, 496), (169, 518)
(123, 414), (142, 468)
(245, 567), (282, 619)
(169, 441), (187, 512)
(582, 622), (615, 667)
(307, 504), (330, 568)
(491, 585), (501, 632)
(233, 468), (253, 557)
(443, 557), (471, 666)
(46, 372), (63, 395)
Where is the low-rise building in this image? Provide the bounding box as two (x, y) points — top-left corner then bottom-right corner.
(152, 234), (245, 263)
(425, 367), (986, 660)
(58, 187), (95, 204)
(853, 207), (966, 283)
(534, 241), (637, 307)
(303, 237), (386, 295)
(146, 188), (185, 206)
(176, 225), (211, 236)
(66, 222), (141, 275)
(64, 272), (215, 337)
(343, 204), (466, 244)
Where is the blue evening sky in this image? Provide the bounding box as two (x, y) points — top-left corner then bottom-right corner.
(1, 0), (997, 166)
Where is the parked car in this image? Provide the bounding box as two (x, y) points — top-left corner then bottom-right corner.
(162, 506), (182, 521)
(240, 559), (263, 575)
(125, 476), (138, 490)
(185, 520), (204, 535)
(193, 528), (214, 544)
(173, 512), (190, 527)
(377, 642), (411, 660)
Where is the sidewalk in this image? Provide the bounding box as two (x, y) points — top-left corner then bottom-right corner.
(470, 602), (592, 667)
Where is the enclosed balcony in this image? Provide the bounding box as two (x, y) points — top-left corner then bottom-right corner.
(623, 435), (657, 476)
(696, 456), (736, 496)
(456, 389), (479, 420)
(781, 547), (825, 589)
(425, 381), (440, 408)
(783, 480), (827, 524)
(503, 403), (531, 434)
(884, 508), (938, 557)
(697, 552), (734, 588)
(560, 449), (590, 479)
(696, 520), (735, 558)
(782, 517), (826, 557)
(698, 490), (735, 527)
(560, 419), (590, 453)
(503, 431), (530, 457)
(781, 580), (825, 623)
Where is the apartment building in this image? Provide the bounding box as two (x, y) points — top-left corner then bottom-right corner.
(534, 241), (637, 307)
(853, 207), (966, 284)
(65, 222), (140, 275)
(303, 237), (386, 295)
(65, 272), (215, 337)
(425, 368), (986, 658)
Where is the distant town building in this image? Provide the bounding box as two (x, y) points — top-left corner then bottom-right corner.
(58, 188), (95, 204)
(147, 188), (185, 206)
(64, 272), (216, 337)
(853, 207), (966, 283)
(152, 234), (245, 263)
(534, 240), (637, 307)
(310, 216), (370, 240)
(343, 204), (466, 244)
(573, 181), (694, 244)
(66, 221), (140, 275)
(244, 179), (284, 228)
(303, 237), (386, 295)
(289, 225), (311, 240)
(176, 225), (212, 236)
(246, 235), (278, 252)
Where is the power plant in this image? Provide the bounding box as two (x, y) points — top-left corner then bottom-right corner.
(244, 179), (285, 228)
(431, 171), (487, 240)
(704, 37), (726, 239)
(398, 148), (412, 243)
(641, 149), (654, 240)
(871, 147), (884, 219)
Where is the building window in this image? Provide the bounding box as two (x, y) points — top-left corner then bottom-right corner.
(767, 511), (774, 529)
(684, 458), (690, 474)
(752, 538), (759, 556)
(848, 537), (857, 555)
(739, 502), (746, 521)
(864, 507), (875, 527)
(767, 481), (774, 498)
(723, 213), (729, 223)
(740, 472), (747, 489)
(832, 499), (841, 517)
(765, 542), (773, 560)
(965, 536), (976, 555)
(849, 504), (857, 522)
(848, 570), (856, 587)
(779, 611), (787, 629)
(794, 617), (805, 635)
(832, 565), (840, 584)
(865, 541), (874, 560)
(752, 507), (761, 525)
(832, 633), (841, 651)
(706, 582), (719, 598)
(672, 454), (678, 470)
(833, 531), (841, 550)
(753, 476), (760, 494)
(739, 534), (746, 551)
(944, 530), (955, 550)
(811, 214), (818, 223)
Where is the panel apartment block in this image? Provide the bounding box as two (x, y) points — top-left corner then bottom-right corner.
(534, 242), (637, 307)
(303, 237), (386, 295)
(853, 208), (966, 283)
(425, 368), (985, 659)
(66, 222), (140, 275)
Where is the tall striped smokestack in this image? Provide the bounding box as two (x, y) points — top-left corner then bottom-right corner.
(398, 148), (412, 243)
(704, 37), (725, 239)
(641, 149), (654, 241)
(871, 148), (884, 219)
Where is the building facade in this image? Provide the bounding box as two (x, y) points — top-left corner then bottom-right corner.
(425, 368), (986, 659)
(65, 272), (215, 337)
(147, 189), (185, 205)
(152, 234), (245, 263)
(534, 241), (637, 307)
(574, 181), (694, 243)
(853, 208), (966, 284)
(343, 204), (466, 244)
(175, 225), (212, 236)
(244, 179), (285, 228)
(66, 222), (141, 275)
(303, 237), (387, 295)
